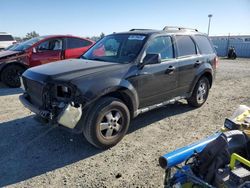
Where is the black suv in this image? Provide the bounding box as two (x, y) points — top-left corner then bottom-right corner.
(20, 26), (218, 149)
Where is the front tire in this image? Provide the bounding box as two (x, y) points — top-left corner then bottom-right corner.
(187, 77), (210, 107)
(1, 65), (25, 88)
(83, 97), (130, 149)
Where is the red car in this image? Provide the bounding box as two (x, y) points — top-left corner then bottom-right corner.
(0, 35), (94, 87)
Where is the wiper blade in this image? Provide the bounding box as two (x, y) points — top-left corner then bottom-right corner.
(81, 55), (87, 59)
(80, 56), (105, 62)
(88, 58), (105, 62)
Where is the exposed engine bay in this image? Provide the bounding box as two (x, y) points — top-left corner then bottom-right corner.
(20, 77), (84, 129)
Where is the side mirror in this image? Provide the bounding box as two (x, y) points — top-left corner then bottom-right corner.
(142, 53), (161, 65)
(32, 47), (37, 53)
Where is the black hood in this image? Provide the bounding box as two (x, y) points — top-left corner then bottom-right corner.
(23, 59), (125, 82)
(0, 50), (21, 61)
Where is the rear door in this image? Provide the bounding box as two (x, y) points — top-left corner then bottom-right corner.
(65, 37), (93, 59)
(30, 38), (63, 66)
(137, 35), (179, 107)
(174, 35), (200, 94)
(192, 35), (217, 70)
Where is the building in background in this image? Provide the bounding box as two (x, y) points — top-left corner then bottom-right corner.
(210, 35), (250, 58)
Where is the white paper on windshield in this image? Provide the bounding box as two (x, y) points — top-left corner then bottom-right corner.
(128, 35), (145, 40)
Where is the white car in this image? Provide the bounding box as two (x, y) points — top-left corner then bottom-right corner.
(0, 32), (16, 50)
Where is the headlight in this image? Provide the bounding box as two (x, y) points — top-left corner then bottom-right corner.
(57, 85), (72, 98)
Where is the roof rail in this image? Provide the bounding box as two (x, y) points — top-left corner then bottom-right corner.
(163, 26), (198, 32)
(129, 29), (153, 31)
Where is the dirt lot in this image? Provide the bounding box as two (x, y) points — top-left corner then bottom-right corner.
(0, 58), (250, 187)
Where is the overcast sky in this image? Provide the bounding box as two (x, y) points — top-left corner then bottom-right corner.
(1, 0), (250, 37)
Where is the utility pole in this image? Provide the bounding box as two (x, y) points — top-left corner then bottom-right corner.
(207, 14), (213, 36)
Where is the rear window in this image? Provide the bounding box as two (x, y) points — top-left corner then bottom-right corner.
(67, 38), (92, 49)
(175, 36), (196, 57)
(194, 35), (214, 54)
(0, 35), (14, 41)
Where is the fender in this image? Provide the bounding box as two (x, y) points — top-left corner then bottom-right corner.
(84, 78), (139, 118)
(0, 61), (28, 74)
(189, 65), (214, 95)
(0, 62), (6, 72)
(72, 79), (139, 134)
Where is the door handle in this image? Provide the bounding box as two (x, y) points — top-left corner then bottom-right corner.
(165, 66), (175, 74)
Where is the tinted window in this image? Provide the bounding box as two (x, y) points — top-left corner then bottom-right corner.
(37, 39), (63, 51)
(194, 35), (214, 54)
(146, 36), (174, 60)
(67, 38), (92, 49)
(175, 36), (196, 57)
(0, 35), (14, 41)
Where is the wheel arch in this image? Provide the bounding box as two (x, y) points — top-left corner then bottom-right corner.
(190, 70), (213, 95)
(0, 61), (28, 76)
(87, 79), (139, 118)
(98, 88), (137, 118)
(74, 85), (138, 134)
(202, 71), (213, 88)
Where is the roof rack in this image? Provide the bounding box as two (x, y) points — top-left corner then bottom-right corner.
(129, 29), (153, 31)
(163, 26), (198, 32)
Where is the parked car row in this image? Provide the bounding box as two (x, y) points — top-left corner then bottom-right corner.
(0, 32), (16, 50)
(19, 26), (218, 149)
(0, 35), (94, 87)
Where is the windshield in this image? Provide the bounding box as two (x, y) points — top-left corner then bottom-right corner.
(81, 34), (147, 63)
(9, 36), (46, 51)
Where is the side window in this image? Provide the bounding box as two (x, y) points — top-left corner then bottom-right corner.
(146, 36), (174, 61)
(175, 36), (196, 57)
(67, 38), (92, 49)
(193, 35), (214, 54)
(37, 39), (62, 51)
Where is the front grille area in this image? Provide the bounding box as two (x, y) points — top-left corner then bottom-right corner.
(23, 77), (45, 107)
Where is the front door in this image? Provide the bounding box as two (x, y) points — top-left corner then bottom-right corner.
(30, 38), (63, 66)
(136, 35), (179, 108)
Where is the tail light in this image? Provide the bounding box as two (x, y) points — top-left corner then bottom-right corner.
(214, 56), (218, 69)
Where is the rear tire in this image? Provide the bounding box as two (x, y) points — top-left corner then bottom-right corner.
(187, 77), (210, 107)
(83, 97), (130, 149)
(1, 65), (25, 88)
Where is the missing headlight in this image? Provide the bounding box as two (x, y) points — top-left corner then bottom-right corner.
(57, 85), (72, 98)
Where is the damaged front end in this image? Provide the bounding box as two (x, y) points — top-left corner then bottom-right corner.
(20, 79), (84, 129)
(57, 102), (82, 129)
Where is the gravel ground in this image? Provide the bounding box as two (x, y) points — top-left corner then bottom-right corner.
(0, 58), (250, 187)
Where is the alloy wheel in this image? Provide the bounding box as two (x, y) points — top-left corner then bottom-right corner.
(99, 110), (123, 138)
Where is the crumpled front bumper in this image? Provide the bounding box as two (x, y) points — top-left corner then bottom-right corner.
(19, 94), (44, 115)
(19, 94), (82, 129)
